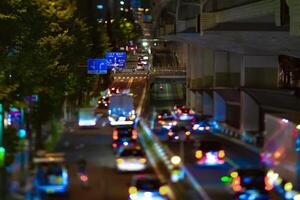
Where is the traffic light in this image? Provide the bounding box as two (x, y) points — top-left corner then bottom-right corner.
(0, 147), (5, 167)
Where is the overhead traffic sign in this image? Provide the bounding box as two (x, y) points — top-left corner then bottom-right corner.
(105, 52), (126, 69)
(87, 59), (108, 74)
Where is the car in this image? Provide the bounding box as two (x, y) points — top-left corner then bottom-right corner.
(192, 115), (219, 133)
(115, 146), (147, 171)
(157, 110), (173, 120)
(33, 153), (69, 197)
(167, 125), (191, 141)
(226, 168), (270, 200)
(128, 175), (168, 200)
(194, 140), (225, 165)
(175, 108), (195, 121)
(112, 126), (138, 141)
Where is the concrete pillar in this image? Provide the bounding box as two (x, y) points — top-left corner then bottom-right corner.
(213, 91), (226, 122)
(228, 52), (242, 87)
(195, 91), (203, 113)
(203, 92), (213, 115)
(241, 55), (278, 88)
(287, 0), (300, 36)
(240, 91), (260, 132)
(214, 51), (229, 87)
(203, 49), (214, 87)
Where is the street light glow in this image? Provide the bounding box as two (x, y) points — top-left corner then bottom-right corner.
(142, 42), (148, 47)
(171, 155), (181, 166)
(120, 1), (125, 5)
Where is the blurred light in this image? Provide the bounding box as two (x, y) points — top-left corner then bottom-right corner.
(80, 175), (88, 182)
(18, 129), (26, 139)
(142, 42), (148, 47)
(145, 8), (149, 12)
(120, 1), (125, 5)
(159, 185), (168, 195)
(117, 158), (123, 164)
(120, 7), (124, 11)
(296, 124), (300, 130)
(171, 156), (181, 166)
(96, 4), (103, 9)
(125, 8), (129, 12)
(284, 182), (293, 192)
(218, 150), (225, 158)
(221, 176), (232, 183)
(0, 147), (5, 167)
(294, 194), (300, 200)
(129, 186), (137, 194)
(195, 150), (202, 159)
(185, 131), (191, 136)
(231, 171), (238, 178)
(282, 118), (289, 123)
(139, 158), (146, 163)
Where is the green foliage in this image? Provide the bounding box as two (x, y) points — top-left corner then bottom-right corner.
(0, 0), (110, 148)
(110, 18), (143, 48)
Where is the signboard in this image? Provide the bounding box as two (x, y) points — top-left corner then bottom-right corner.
(87, 59), (108, 74)
(105, 52), (126, 69)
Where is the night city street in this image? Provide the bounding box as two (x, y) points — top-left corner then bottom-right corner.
(0, 0), (300, 200)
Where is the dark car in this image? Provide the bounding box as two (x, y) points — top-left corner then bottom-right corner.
(192, 115), (216, 133)
(228, 168), (270, 200)
(194, 140), (225, 165)
(175, 107), (195, 121)
(112, 126), (138, 141)
(167, 125), (191, 141)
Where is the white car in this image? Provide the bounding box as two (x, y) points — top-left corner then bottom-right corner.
(128, 175), (168, 200)
(115, 147), (147, 171)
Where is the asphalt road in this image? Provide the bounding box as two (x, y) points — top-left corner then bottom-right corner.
(149, 80), (262, 200)
(52, 74), (149, 200)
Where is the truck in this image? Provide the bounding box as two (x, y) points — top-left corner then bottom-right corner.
(108, 93), (136, 126)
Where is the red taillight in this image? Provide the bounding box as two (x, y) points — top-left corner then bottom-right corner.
(264, 176), (273, 191)
(232, 176), (242, 192)
(218, 150), (225, 158)
(112, 143), (117, 148)
(80, 175), (88, 182)
(132, 129), (138, 139)
(113, 130), (118, 140)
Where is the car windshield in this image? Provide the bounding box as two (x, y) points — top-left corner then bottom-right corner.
(159, 110), (171, 116)
(117, 127), (133, 137)
(171, 126), (187, 132)
(198, 141), (221, 151)
(239, 170), (266, 190)
(36, 163), (64, 186)
(136, 178), (161, 191)
(120, 149), (144, 157)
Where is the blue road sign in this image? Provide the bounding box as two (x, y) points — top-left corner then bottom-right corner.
(105, 52), (126, 69)
(87, 59), (108, 74)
